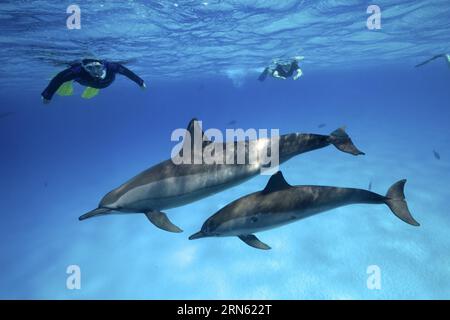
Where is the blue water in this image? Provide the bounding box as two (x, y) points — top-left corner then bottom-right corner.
(1, 0), (450, 299)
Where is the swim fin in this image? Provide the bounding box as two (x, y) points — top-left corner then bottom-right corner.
(56, 81), (74, 96)
(258, 68), (269, 82)
(81, 87), (100, 99)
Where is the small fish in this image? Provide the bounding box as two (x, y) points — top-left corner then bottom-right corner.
(0, 112), (14, 119)
(318, 123), (326, 128)
(44, 182), (48, 188)
(227, 120), (237, 126)
(368, 181), (372, 191)
(433, 150), (441, 160)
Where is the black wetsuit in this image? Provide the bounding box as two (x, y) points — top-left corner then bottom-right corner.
(274, 61), (299, 78)
(258, 60), (300, 81)
(42, 60), (144, 100)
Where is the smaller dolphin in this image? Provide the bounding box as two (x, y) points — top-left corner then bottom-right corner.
(433, 150), (441, 160)
(190, 171), (420, 250)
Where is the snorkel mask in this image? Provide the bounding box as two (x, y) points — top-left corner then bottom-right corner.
(82, 60), (106, 79)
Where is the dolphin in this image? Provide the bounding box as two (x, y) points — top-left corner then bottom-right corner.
(79, 119), (364, 233)
(189, 171), (419, 250)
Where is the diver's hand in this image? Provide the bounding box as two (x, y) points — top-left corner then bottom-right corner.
(273, 71), (286, 79)
(273, 71), (286, 80)
(140, 82), (147, 90)
(42, 96), (51, 104)
(293, 69), (303, 80)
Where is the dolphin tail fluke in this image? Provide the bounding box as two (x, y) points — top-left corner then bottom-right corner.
(145, 210), (183, 233)
(79, 207), (111, 221)
(329, 127), (365, 156)
(385, 180), (420, 226)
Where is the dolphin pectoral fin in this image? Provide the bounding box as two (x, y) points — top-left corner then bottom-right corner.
(238, 235), (271, 250)
(145, 211), (183, 233)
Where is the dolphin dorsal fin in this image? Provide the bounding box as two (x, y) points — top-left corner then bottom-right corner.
(261, 171), (292, 194)
(179, 118), (212, 157)
(187, 118), (212, 146)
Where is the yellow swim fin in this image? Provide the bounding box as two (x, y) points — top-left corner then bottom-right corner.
(56, 81), (74, 96)
(81, 87), (100, 99)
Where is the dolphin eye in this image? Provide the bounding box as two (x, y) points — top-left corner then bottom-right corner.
(250, 217), (258, 223)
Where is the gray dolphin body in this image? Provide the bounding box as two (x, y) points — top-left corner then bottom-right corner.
(79, 119), (364, 233)
(189, 171), (420, 250)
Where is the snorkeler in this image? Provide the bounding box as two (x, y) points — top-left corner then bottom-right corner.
(415, 54), (450, 68)
(41, 58), (146, 103)
(258, 56), (304, 81)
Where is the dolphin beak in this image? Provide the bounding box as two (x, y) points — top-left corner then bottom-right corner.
(189, 231), (206, 240)
(79, 207), (111, 221)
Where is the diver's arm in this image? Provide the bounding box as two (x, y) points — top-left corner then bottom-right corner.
(41, 68), (77, 101)
(415, 54), (445, 68)
(112, 63), (145, 87)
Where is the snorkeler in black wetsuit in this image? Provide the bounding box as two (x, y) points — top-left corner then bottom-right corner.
(258, 56), (304, 81)
(41, 58), (146, 103)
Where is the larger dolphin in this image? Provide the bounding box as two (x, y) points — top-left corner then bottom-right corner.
(189, 171), (420, 250)
(79, 119), (364, 232)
